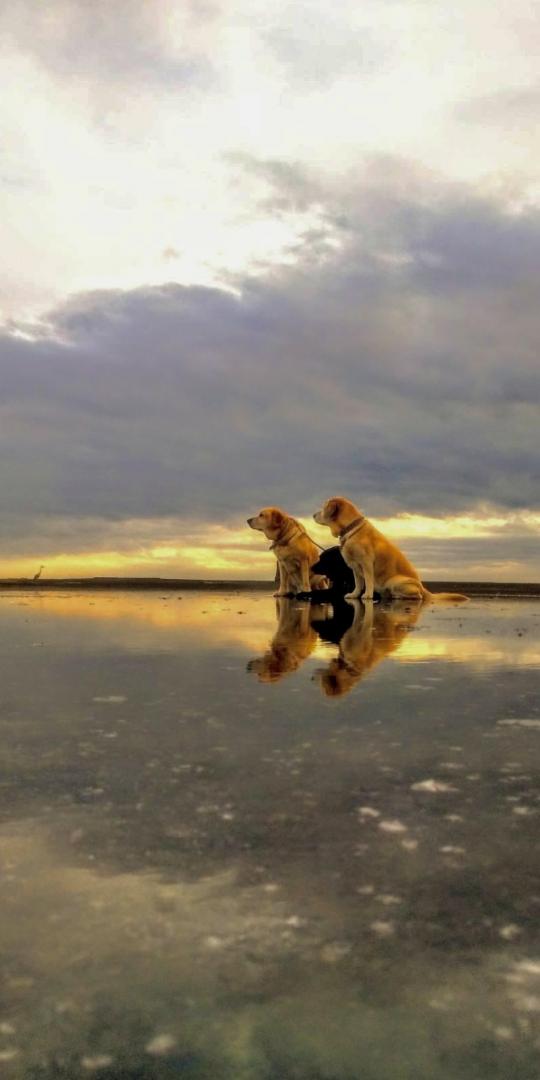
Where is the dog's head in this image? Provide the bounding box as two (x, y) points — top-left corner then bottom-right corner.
(247, 649), (294, 682)
(315, 658), (355, 698)
(313, 497), (360, 537)
(247, 507), (288, 540)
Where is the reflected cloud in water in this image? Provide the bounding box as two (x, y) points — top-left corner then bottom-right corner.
(0, 590), (539, 1078)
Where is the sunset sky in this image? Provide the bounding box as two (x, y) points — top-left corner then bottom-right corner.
(1, 0), (538, 580)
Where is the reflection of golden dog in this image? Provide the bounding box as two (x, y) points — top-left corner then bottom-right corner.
(317, 600), (422, 697)
(247, 507), (329, 596)
(314, 496), (468, 604)
(247, 599), (329, 683)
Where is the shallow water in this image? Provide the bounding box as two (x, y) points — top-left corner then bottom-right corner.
(0, 589), (539, 1079)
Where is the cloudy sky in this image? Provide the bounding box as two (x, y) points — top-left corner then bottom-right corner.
(1, 0), (538, 580)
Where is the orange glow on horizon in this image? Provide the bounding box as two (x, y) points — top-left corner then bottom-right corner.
(0, 590), (537, 669)
(0, 511), (538, 581)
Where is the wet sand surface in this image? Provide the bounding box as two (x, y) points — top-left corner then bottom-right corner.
(0, 590), (539, 1079)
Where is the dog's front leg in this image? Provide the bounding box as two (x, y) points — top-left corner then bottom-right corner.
(281, 565), (295, 596)
(299, 557), (311, 594)
(360, 560), (375, 602)
(274, 561), (288, 597)
(343, 561), (365, 604)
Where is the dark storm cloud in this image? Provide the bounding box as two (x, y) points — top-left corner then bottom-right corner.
(1, 164), (539, 554)
(401, 535), (540, 577)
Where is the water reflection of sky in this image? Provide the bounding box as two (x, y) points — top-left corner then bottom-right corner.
(0, 592), (539, 1078)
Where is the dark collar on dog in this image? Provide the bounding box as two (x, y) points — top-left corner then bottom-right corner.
(269, 524), (303, 551)
(339, 516), (366, 544)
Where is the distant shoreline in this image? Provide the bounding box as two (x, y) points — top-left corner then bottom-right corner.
(0, 578), (539, 598)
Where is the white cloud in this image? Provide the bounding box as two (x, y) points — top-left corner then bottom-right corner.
(1, 0), (539, 319)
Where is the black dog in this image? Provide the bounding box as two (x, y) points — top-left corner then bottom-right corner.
(311, 546), (355, 595)
(310, 596), (355, 644)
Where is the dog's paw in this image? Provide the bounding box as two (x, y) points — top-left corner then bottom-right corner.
(345, 591), (361, 600)
(310, 573), (330, 591)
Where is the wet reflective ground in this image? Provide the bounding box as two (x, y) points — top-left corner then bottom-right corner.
(0, 590), (539, 1079)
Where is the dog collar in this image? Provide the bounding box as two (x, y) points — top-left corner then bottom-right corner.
(269, 525), (303, 551)
(339, 516), (366, 544)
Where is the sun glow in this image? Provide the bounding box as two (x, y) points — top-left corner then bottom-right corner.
(2, 591), (538, 670)
(0, 510), (537, 582)
(373, 512), (540, 539)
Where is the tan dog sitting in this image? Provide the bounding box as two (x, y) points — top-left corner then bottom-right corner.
(247, 507), (329, 596)
(314, 496), (467, 604)
(316, 600), (422, 698)
(247, 598), (329, 683)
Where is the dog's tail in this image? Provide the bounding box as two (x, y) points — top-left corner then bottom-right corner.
(422, 586), (468, 604)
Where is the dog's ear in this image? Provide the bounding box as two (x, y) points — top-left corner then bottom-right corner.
(270, 508), (284, 528)
(325, 498), (339, 520)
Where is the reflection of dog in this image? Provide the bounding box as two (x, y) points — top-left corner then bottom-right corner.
(247, 599), (330, 683)
(311, 545), (355, 595)
(247, 507), (329, 596)
(316, 600), (422, 697)
(310, 597), (355, 645)
(314, 497), (468, 604)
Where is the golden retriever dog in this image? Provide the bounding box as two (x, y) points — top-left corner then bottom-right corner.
(247, 507), (329, 596)
(313, 497), (468, 603)
(247, 598), (330, 683)
(316, 599), (422, 697)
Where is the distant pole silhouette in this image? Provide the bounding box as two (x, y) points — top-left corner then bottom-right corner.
(32, 565), (45, 581)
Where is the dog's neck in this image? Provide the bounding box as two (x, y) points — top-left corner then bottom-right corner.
(339, 515), (366, 544)
(269, 522), (303, 551)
